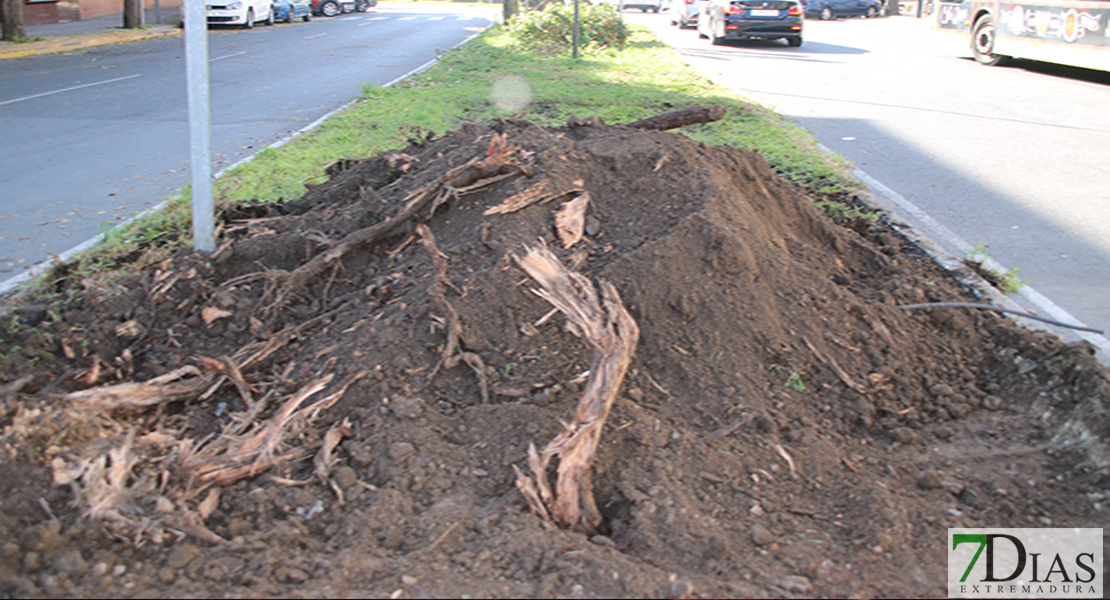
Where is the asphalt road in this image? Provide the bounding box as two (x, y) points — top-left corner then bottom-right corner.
(627, 11), (1110, 356)
(0, 5), (494, 280)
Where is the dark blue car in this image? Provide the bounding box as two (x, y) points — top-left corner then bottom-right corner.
(273, 0), (312, 22)
(803, 0), (882, 20)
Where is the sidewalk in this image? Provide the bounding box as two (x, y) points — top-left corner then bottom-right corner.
(0, 9), (182, 61)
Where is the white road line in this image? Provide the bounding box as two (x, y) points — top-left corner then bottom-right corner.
(358, 17), (389, 25)
(397, 16), (417, 20)
(304, 32), (328, 38)
(427, 16), (445, 20)
(209, 51), (246, 62)
(0, 74), (142, 107)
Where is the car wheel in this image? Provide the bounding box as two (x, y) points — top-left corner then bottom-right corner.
(971, 14), (1007, 65)
(243, 8), (255, 28)
(786, 36), (803, 47)
(865, 5), (878, 17)
(320, 0), (341, 17)
(820, 6), (833, 19)
(355, 0), (368, 12)
(266, 7), (275, 25)
(285, 8), (294, 23)
(303, 9), (312, 21)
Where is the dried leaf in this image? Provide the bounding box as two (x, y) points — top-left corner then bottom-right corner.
(201, 307), (233, 325)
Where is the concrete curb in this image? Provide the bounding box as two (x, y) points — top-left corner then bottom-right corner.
(0, 26), (181, 61)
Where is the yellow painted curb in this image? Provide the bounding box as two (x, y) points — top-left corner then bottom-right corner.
(0, 27), (181, 61)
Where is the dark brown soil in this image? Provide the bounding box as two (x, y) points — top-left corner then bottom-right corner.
(0, 117), (1107, 599)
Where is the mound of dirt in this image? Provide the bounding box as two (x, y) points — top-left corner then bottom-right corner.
(1, 116), (1107, 599)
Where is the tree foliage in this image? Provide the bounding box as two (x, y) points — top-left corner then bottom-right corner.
(505, 2), (629, 52)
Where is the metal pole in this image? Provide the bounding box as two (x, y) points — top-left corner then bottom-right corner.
(573, 0), (580, 59)
(184, 0), (215, 253)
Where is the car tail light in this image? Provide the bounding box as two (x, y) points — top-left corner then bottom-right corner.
(788, 4), (803, 15)
(685, 0), (694, 4)
(725, 2), (742, 13)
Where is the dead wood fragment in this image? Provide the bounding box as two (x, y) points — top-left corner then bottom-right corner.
(183, 371), (366, 488)
(417, 224), (490, 403)
(315, 417), (352, 486)
(554, 192), (590, 249)
(627, 105), (727, 131)
(161, 511), (229, 545)
(512, 245), (639, 533)
(65, 366), (210, 414)
(802, 337), (869, 394)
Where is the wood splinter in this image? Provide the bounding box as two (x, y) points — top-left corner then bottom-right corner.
(512, 245), (639, 533)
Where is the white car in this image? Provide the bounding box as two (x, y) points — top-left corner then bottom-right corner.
(670, 0), (707, 27)
(207, 0), (275, 29)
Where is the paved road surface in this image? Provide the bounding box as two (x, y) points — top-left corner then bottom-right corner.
(0, 5), (493, 281)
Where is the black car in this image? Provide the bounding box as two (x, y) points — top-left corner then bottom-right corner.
(697, 0), (804, 46)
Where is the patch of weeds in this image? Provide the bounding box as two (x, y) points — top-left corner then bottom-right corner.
(813, 198), (879, 225)
(964, 243), (1030, 294)
(785, 370), (806, 392)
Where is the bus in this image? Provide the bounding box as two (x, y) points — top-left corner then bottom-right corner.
(935, 0), (1110, 71)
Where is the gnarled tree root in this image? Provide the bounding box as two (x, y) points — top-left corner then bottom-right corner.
(512, 245), (639, 533)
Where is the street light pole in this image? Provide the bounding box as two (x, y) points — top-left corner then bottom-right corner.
(184, 0), (215, 252)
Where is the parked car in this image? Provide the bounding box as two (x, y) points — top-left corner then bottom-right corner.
(670, 0), (708, 27)
(273, 0), (312, 22)
(311, 0), (374, 17)
(697, 0), (803, 46)
(622, 0), (664, 12)
(802, 0), (881, 19)
(206, 0), (275, 28)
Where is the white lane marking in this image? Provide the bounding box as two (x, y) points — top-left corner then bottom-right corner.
(0, 74), (142, 107)
(398, 16), (417, 20)
(305, 32), (329, 38)
(358, 17), (389, 25)
(427, 16), (445, 20)
(209, 51), (247, 62)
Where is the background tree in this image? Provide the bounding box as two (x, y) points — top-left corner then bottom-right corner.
(123, 0), (144, 29)
(504, 0), (520, 21)
(1, 0), (28, 42)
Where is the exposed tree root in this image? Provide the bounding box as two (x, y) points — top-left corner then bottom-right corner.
(417, 224), (490, 403)
(255, 132), (529, 317)
(512, 245), (639, 533)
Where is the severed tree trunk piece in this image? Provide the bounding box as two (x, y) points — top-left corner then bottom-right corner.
(627, 105), (727, 131)
(512, 245), (639, 533)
